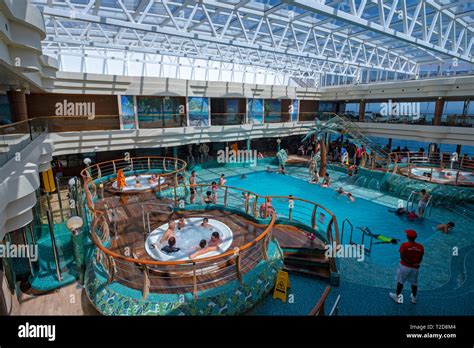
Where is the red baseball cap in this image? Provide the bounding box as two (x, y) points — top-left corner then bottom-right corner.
(405, 229), (417, 239)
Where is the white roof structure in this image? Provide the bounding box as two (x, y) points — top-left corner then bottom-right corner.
(31, 0), (474, 86)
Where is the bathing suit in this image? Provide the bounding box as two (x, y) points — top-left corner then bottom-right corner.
(161, 245), (180, 254)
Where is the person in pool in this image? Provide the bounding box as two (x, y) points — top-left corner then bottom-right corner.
(177, 217), (186, 230)
(148, 174), (158, 184)
(204, 191), (214, 204)
(158, 220), (176, 245)
(201, 217), (212, 229)
(321, 173), (330, 187)
(189, 233), (221, 259)
(219, 174), (227, 186)
(259, 197), (275, 218)
(189, 171), (197, 204)
(413, 189), (430, 217)
(161, 237), (180, 255)
(135, 174), (142, 188)
(436, 222), (455, 234)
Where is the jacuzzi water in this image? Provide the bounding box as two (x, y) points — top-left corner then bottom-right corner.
(145, 217), (233, 261)
(112, 175), (165, 191)
(410, 167), (474, 183)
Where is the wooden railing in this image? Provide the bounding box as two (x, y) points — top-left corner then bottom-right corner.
(309, 286), (332, 316)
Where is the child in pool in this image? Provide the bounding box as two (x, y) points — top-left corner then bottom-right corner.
(177, 217), (186, 230)
(135, 174), (142, 188)
(436, 222), (455, 234)
(321, 173), (330, 187)
(211, 181), (218, 203)
(201, 217), (212, 229)
(219, 174), (227, 186)
(204, 191), (213, 204)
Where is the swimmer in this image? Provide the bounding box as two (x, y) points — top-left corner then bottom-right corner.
(336, 187), (345, 195)
(407, 211), (419, 221)
(219, 174), (227, 186)
(436, 222), (455, 234)
(267, 166), (272, 172)
(161, 237), (180, 255)
(158, 220), (176, 245)
(321, 173), (330, 187)
(189, 233), (221, 259)
(177, 217), (186, 230)
(346, 193), (355, 202)
(201, 217), (212, 229)
(280, 165), (286, 175)
(241, 174), (247, 179)
(204, 191), (214, 204)
(359, 227), (399, 244)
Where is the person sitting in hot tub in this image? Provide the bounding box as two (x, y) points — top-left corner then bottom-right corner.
(177, 217), (186, 230)
(158, 220), (176, 245)
(161, 237), (180, 255)
(189, 233), (221, 259)
(148, 174), (158, 184)
(135, 174), (142, 188)
(201, 217), (212, 229)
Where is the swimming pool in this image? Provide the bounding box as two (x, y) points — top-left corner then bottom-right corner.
(145, 217), (233, 261)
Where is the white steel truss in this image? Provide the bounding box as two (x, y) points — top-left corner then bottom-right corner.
(31, 0), (474, 85)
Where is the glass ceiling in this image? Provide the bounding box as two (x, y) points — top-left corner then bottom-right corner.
(31, 0), (474, 86)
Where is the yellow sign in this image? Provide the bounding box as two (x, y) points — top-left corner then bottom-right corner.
(273, 270), (291, 302)
(41, 167), (56, 193)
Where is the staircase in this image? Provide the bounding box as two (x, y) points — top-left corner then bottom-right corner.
(282, 247), (331, 279)
(331, 114), (390, 167)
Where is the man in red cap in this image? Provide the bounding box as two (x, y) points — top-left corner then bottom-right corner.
(390, 229), (424, 304)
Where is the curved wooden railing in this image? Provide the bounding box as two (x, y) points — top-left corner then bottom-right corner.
(388, 151), (474, 186)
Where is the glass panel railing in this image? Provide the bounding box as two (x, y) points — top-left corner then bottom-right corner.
(210, 113), (245, 125)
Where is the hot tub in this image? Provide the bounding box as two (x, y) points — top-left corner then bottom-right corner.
(409, 167), (474, 185)
(112, 175), (165, 191)
(145, 217), (233, 261)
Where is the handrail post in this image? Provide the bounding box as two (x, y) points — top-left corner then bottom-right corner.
(147, 157), (150, 170)
(107, 256), (116, 284)
(261, 232), (270, 261)
(253, 196), (258, 218)
(235, 249), (243, 284)
(224, 187), (228, 207)
(112, 160), (116, 174)
(193, 262), (198, 299)
(55, 177), (65, 222)
(311, 205), (317, 230)
(142, 263), (150, 300)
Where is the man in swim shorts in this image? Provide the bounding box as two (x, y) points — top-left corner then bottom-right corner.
(159, 220), (177, 245)
(189, 171), (197, 203)
(414, 189), (430, 217)
(390, 229), (424, 304)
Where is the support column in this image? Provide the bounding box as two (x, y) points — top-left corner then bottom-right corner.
(456, 144), (462, 155)
(359, 100), (366, 122)
(7, 90), (28, 123)
(246, 138), (251, 151)
(67, 217), (85, 285)
(173, 146), (178, 158)
(277, 139), (281, 152)
(433, 97), (444, 126)
(387, 138), (393, 150)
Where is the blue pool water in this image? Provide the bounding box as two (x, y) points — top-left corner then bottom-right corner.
(227, 171), (442, 267)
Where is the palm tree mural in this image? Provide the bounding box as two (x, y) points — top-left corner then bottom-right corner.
(301, 116), (347, 178)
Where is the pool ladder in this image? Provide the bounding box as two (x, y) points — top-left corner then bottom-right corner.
(341, 218), (373, 257)
(406, 192), (433, 217)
